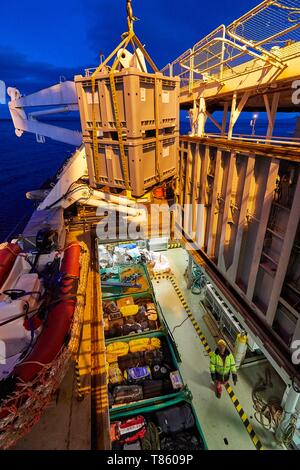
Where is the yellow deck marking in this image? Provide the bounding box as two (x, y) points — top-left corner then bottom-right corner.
(154, 273), (264, 451)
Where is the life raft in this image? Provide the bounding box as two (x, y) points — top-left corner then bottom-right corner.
(0, 242), (82, 418)
(0, 243), (21, 289)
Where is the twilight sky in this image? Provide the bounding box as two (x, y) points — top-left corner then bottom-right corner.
(0, 0), (259, 113)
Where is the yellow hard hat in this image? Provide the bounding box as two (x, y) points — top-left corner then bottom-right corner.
(217, 339), (227, 347)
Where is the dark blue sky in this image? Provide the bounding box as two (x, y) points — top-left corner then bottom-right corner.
(0, 0), (259, 114)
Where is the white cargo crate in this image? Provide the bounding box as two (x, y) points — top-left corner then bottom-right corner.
(84, 135), (178, 197)
(75, 68), (179, 140)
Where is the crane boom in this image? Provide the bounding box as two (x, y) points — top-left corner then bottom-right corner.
(7, 82), (82, 146)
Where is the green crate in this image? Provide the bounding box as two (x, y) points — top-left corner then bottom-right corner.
(107, 331), (184, 413)
(101, 263), (153, 299)
(104, 291), (167, 343)
(110, 396), (208, 450)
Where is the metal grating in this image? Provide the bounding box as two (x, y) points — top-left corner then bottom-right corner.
(181, 26), (227, 82)
(162, 0), (300, 87)
(227, 0), (300, 58)
(162, 49), (192, 87)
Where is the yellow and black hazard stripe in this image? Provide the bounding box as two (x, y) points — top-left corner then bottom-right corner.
(168, 242), (182, 250)
(225, 383), (263, 450)
(154, 274), (213, 355)
(153, 273), (264, 451)
(168, 276), (212, 355)
(75, 360), (85, 401)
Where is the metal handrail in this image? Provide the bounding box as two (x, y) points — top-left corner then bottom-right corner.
(204, 132), (300, 147)
(227, 0), (300, 57)
(161, 0), (300, 88)
(179, 37), (276, 75)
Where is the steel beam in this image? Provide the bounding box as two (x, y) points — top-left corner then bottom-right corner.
(192, 144), (201, 236)
(266, 174), (300, 325)
(247, 158), (280, 301)
(206, 149), (223, 258)
(178, 145), (186, 208)
(222, 102), (229, 136)
(197, 95), (207, 137)
(218, 151), (236, 271)
(184, 142), (193, 207)
(10, 81), (78, 108)
(228, 91), (251, 140)
(264, 92), (280, 141)
(228, 154), (256, 282)
(199, 146), (210, 248)
(206, 110), (222, 132)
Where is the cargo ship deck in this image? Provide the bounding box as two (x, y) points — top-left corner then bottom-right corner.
(10, 226), (286, 451)
(1, 0), (300, 453)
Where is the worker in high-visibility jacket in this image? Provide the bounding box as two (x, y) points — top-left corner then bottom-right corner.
(210, 339), (238, 398)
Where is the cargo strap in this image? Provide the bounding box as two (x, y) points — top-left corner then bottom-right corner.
(90, 70), (130, 192)
(90, 6), (159, 196)
(154, 76), (161, 181)
(109, 71), (130, 191)
(108, 28), (159, 192)
(91, 30), (135, 193)
(91, 77), (99, 182)
(91, 72), (130, 190)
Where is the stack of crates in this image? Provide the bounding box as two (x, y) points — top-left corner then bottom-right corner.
(97, 239), (208, 450)
(75, 67), (180, 197)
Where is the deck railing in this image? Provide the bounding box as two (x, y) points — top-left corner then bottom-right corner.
(202, 132), (300, 148)
(162, 0), (300, 89)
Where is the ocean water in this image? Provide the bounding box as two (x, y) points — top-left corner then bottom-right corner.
(0, 120), (76, 241)
(0, 116), (297, 241)
(180, 116), (297, 137)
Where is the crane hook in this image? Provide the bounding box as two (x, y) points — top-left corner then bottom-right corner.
(127, 0), (138, 32)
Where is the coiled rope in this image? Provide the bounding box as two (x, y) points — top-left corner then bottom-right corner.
(252, 368), (283, 431)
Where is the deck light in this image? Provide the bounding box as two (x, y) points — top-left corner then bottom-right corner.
(250, 113), (259, 136)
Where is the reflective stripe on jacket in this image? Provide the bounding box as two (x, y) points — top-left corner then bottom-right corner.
(210, 348), (237, 382)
